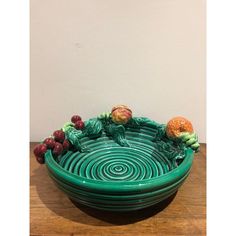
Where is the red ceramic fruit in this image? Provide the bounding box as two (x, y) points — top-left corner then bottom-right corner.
(33, 145), (41, 157)
(75, 120), (84, 130)
(62, 139), (71, 151)
(43, 138), (56, 149)
(53, 142), (64, 156)
(71, 115), (82, 124)
(53, 130), (65, 143)
(36, 156), (45, 164)
(33, 144), (47, 158)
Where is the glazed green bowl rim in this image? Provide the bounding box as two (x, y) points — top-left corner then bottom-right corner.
(45, 147), (193, 194)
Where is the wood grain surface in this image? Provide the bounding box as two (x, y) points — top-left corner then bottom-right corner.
(30, 143), (206, 236)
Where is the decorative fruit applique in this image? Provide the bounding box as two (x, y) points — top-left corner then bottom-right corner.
(71, 115), (81, 123)
(43, 138), (56, 149)
(33, 115), (85, 164)
(62, 139), (71, 151)
(111, 105), (132, 125)
(33, 130), (67, 164)
(33, 143), (47, 164)
(71, 114), (84, 130)
(166, 116), (193, 138)
(53, 130), (65, 143)
(166, 116), (199, 151)
(75, 120), (84, 130)
(53, 142), (64, 157)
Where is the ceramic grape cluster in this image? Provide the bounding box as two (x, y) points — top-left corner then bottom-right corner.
(33, 105), (200, 164)
(33, 115), (85, 164)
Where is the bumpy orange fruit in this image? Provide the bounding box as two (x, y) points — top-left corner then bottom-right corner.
(111, 105), (132, 125)
(166, 116), (194, 138)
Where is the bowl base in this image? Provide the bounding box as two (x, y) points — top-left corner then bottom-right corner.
(68, 191), (177, 223)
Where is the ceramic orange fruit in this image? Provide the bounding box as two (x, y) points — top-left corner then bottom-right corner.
(111, 105), (132, 125)
(166, 116), (194, 139)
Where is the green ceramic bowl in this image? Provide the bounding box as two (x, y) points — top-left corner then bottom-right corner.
(44, 118), (195, 212)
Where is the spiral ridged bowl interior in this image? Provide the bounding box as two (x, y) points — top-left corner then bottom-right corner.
(45, 125), (194, 211)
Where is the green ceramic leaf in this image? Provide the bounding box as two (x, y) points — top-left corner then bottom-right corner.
(104, 123), (129, 147)
(83, 118), (103, 139)
(97, 112), (111, 120)
(62, 122), (74, 132)
(64, 126), (83, 150)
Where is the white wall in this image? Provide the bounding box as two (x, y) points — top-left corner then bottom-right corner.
(30, 0), (206, 142)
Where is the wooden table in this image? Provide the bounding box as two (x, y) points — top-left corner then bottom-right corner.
(30, 143), (206, 236)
